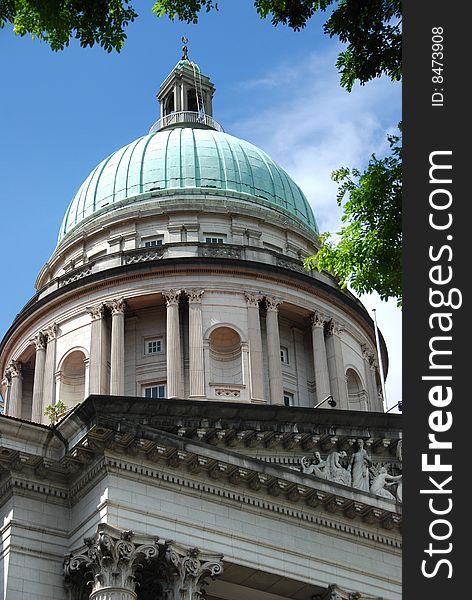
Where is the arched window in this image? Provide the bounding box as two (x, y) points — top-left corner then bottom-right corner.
(346, 368), (367, 411)
(58, 350), (87, 409)
(164, 92), (174, 116)
(187, 88), (198, 112)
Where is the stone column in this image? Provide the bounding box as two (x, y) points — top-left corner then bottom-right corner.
(109, 298), (126, 396)
(362, 344), (380, 411)
(6, 362), (22, 417)
(187, 289), (205, 398)
(265, 297), (283, 405)
(244, 292), (265, 402)
(31, 331), (47, 422)
(64, 525), (159, 600)
(311, 312), (331, 405)
(163, 289), (183, 398)
(42, 323), (58, 415)
(87, 303), (108, 395)
(325, 320), (348, 409)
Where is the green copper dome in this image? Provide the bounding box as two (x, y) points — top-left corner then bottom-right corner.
(59, 127), (318, 242)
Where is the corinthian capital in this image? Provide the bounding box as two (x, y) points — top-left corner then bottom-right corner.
(165, 544), (224, 599)
(244, 291), (262, 307)
(265, 296), (283, 312)
(311, 311), (326, 328)
(325, 319), (343, 337)
(64, 525), (160, 598)
(87, 303), (107, 321)
(30, 331), (47, 351)
(162, 289), (182, 306)
(6, 361), (22, 379)
(109, 297), (127, 315)
(45, 322), (59, 340)
(186, 289), (205, 304)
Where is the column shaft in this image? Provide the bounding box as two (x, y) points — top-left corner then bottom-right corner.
(362, 345), (380, 411)
(187, 290), (205, 398)
(164, 290), (183, 398)
(88, 304), (108, 395)
(7, 363), (22, 417)
(311, 313), (331, 404)
(245, 293), (265, 402)
(109, 299), (126, 396)
(42, 324), (58, 417)
(31, 332), (47, 422)
(265, 298), (283, 405)
(325, 321), (348, 409)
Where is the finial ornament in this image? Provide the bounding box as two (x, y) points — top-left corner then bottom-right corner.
(182, 35), (189, 60)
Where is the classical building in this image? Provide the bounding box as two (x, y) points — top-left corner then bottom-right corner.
(0, 53), (402, 600)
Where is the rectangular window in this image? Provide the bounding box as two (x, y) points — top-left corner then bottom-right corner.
(204, 233), (226, 244)
(280, 346), (289, 364)
(143, 238), (163, 248)
(143, 384), (167, 399)
(145, 338), (163, 354)
(283, 392), (294, 407)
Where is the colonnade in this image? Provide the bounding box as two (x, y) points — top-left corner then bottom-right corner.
(2, 290), (380, 419)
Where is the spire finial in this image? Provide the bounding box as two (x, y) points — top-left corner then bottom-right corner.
(181, 36), (189, 61)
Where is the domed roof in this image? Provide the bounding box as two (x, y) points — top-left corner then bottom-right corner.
(59, 127), (318, 242)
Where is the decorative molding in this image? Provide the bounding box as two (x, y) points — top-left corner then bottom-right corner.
(60, 265), (93, 287)
(199, 245), (241, 259)
(124, 247), (164, 264)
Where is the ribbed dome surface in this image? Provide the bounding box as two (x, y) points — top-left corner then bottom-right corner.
(59, 127), (318, 242)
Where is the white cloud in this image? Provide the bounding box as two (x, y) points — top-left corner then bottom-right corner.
(230, 50), (402, 408)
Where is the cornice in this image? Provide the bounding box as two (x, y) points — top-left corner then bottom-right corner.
(0, 412), (402, 537)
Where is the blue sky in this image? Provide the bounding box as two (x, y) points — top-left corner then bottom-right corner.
(0, 2), (401, 407)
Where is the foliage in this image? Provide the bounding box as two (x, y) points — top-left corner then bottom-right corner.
(305, 125), (402, 305)
(0, 1), (137, 52)
(153, 0), (402, 90)
(44, 399), (67, 423)
(2, 2), (402, 91)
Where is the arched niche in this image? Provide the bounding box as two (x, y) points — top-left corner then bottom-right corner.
(208, 326), (245, 399)
(346, 368), (368, 411)
(57, 349), (87, 409)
